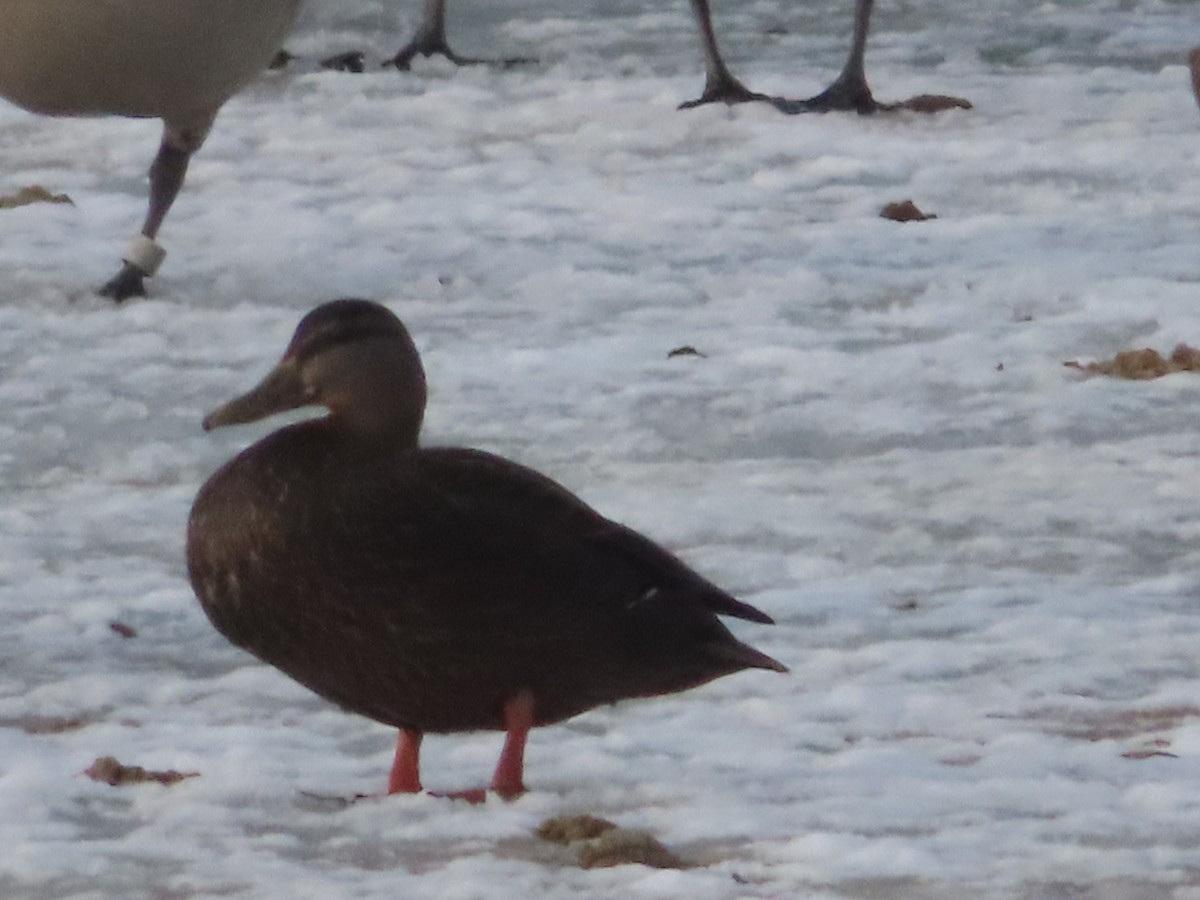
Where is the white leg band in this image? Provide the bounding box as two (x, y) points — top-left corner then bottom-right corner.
(122, 235), (167, 276)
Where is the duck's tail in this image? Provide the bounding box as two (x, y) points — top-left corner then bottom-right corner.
(708, 635), (789, 674)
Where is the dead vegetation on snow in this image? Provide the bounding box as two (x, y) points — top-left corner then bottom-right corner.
(83, 756), (199, 787)
(1064, 344), (1200, 380)
(0, 185), (73, 209)
(536, 814), (684, 869)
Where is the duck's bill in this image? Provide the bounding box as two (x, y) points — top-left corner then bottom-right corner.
(202, 361), (307, 431)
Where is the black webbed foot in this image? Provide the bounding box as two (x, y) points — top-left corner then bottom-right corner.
(678, 71), (780, 110)
(387, 36), (532, 71)
(770, 73), (891, 115)
(97, 263), (147, 303)
(321, 51), (367, 73)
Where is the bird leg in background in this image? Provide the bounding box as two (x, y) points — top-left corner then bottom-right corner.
(772, 0), (886, 114)
(387, 0), (532, 70)
(388, 728), (424, 794)
(767, 0), (969, 115)
(1189, 47), (1200, 112)
(99, 118), (212, 302)
(678, 0), (775, 108)
(678, 0), (883, 113)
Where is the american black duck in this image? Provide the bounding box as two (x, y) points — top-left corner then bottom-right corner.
(187, 299), (787, 799)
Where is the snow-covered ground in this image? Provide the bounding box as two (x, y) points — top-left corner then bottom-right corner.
(3, 0), (1200, 896)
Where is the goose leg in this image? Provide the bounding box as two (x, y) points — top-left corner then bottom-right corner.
(387, 728), (424, 794)
(388, 0), (460, 68)
(99, 118), (212, 301)
(773, 0), (884, 114)
(804, 0), (883, 111)
(678, 0), (774, 108)
(1190, 46), (1200, 112)
(387, 0), (532, 70)
(490, 689), (534, 800)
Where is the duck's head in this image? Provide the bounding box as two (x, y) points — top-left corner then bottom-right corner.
(203, 299), (427, 443)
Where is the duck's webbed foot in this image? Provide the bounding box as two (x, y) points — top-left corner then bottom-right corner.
(429, 787), (489, 804)
(97, 262), (148, 303)
(679, 69), (778, 110)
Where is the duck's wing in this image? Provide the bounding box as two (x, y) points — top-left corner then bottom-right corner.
(412, 447), (777, 625)
(585, 522), (775, 624)
(407, 448), (788, 686)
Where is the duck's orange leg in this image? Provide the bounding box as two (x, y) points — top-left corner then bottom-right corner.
(387, 728), (423, 794)
(491, 689), (535, 800)
(389, 693), (533, 802)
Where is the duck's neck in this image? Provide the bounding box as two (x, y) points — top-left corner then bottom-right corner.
(334, 401), (423, 447)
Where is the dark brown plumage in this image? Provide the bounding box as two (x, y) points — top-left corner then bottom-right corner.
(187, 299), (786, 799)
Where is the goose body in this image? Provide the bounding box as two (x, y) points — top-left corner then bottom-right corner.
(187, 299), (786, 797)
(0, 0), (301, 297)
(0, 0), (298, 119)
